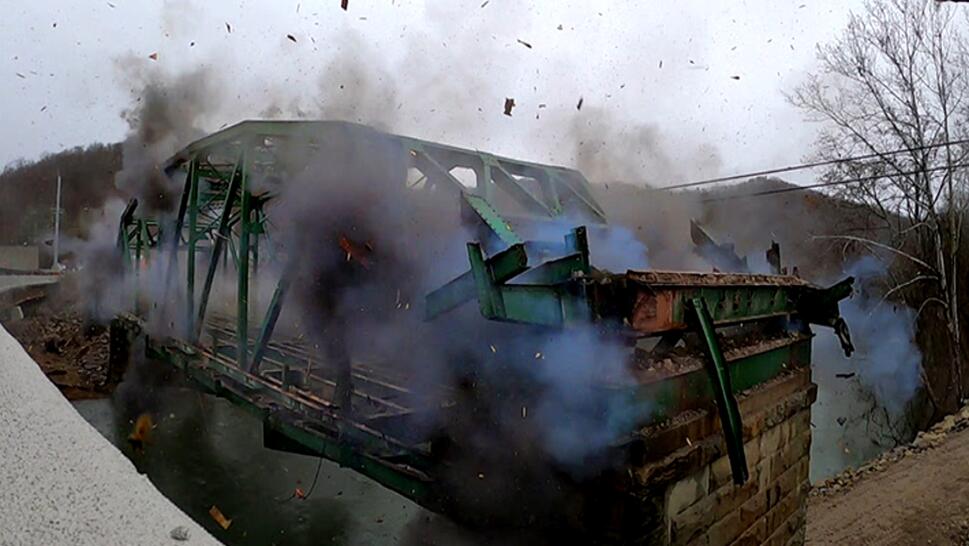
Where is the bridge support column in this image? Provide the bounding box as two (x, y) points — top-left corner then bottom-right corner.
(627, 369), (815, 546)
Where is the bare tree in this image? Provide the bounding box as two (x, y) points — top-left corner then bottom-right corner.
(790, 0), (969, 407)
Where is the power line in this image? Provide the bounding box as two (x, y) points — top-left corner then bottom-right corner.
(704, 162), (969, 202)
(663, 137), (969, 191)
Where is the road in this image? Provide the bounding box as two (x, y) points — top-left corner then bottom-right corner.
(0, 273), (59, 293)
(807, 418), (969, 545)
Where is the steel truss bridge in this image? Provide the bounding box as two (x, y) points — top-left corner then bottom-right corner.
(114, 120), (854, 537)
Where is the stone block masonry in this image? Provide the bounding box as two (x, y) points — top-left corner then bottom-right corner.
(630, 368), (816, 546)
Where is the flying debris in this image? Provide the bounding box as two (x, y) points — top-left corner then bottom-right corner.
(208, 505), (232, 530)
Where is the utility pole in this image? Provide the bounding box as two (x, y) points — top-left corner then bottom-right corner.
(53, 172), (62, 271)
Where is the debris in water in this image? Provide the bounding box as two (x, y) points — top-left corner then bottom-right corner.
(521, 406), (527, 418)
(557, 24), (563, 30)
(503, 97), (515, 116)
(287, 34), (297, 43)
(481, 0), (489, 7)
(127, 413), (154, 453)
(170, 526), (190, 541)
(730, 75), (740, 80)
(517, 39), (532, 49)
(341, 0), (349, 9)
(835, 372), (856, 379)
(576, 97), (583, 110)
(534, 352), (542, 359)
(489, 344), (497, 353)
(294, 487), (306, 499)
(40, 105), (47, 112)
(148, 52), (158, 61)
(477, 473), (485, 480)
(225, 22), (231, 33)
(16, 73), (26, 79)
(837, 417), (847, 426)
(107, 1), (115, 7)
(209, 505), (232, 530)
(659, 60), (663, 68)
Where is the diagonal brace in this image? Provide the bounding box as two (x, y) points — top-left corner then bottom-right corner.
(688, 296), (749, 485)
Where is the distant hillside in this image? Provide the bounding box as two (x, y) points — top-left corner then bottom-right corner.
(591, 177), (890, 282)
(0, 143), (122, 246)
(695, 177), (892, 281)
(0, 143), (882, 284)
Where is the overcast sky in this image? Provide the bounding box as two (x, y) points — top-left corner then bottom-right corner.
(0, 0), (865, 186)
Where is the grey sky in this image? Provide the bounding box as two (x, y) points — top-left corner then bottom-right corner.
(0, 0), (862, 185)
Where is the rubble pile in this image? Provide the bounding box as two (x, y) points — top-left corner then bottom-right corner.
(5, 309), (112, 398)
(812, 404), (969, 497)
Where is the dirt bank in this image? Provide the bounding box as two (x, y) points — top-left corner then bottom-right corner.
(2, 274), (115, 400)
(807, 407), (969, 545)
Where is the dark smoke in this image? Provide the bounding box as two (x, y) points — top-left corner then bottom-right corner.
(115, 61), (219, 212)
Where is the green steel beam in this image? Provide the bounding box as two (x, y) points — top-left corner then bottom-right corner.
(461, 193), (522, 246)
(237, 148), (252, 370)
(162, 120), (607, 231)
(186, 162), (200, 335)
(249, 269), (291, 373)
(689, 296), (748, 485)
(424, 242), (529, 320)
(484, 155), (554, 217)
(194, 154), (243, 342)
(145, 339), (434, 504)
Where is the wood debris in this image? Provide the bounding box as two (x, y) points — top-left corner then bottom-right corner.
(209, 505), (232, 530)
(503, 97), (515, 116)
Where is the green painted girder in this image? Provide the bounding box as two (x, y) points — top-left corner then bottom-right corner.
(461, 193), (522, 246)
(426, 227), (591, 323)
(424, 243), (529, 320)
(619, 335), (812, 460)
(689, 296), (748, 485)
(467, 242), (592, 326)
(162, 120), (607, 227)
(605, 272), (854, 335)
(146, 341), (435, 507)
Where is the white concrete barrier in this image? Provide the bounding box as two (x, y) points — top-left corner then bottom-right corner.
(0, 324), (220, 545)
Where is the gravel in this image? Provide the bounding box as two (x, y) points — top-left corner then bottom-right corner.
(0, 323), (220, 545)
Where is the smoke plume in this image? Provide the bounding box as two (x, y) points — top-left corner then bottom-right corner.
(810, 255), (923, 480)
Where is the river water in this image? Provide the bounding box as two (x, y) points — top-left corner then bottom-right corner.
(73, 382), (426, 546)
